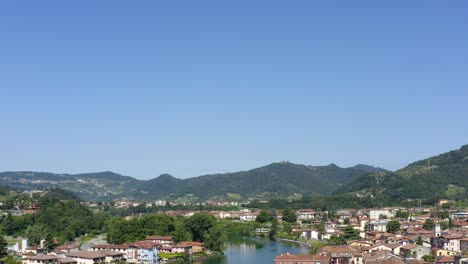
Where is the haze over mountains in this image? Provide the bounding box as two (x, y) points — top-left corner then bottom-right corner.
(2, 144), (468, 202)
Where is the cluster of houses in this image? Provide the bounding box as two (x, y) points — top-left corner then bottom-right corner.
(276, 207), (468, 264)
(13, 236), (204, 264)
(108, 199), (241, 209)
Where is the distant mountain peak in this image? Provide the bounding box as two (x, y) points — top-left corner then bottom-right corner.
(351, 164), (388, 173)
(157, 174), (177, 179)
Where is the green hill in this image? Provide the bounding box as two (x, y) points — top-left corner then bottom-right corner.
(141, 162), (386, 200)
(334, 144), (468, 202)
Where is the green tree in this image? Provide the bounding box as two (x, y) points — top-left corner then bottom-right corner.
(448, 218), (454, 228)
(0, 235), (8, 259)
(4, 255), (18, 264)
(313, 223), (325, 234)
(328, 234), (345, 245)
(268, 220), (278, 240)
(343, 225), (360, 241)
(107, 218), (128, 244)
(203, 224), (227, 252)
(282, 222), (292, 234)
(25, 224), (48, 245)
(386, 220), (401, 233)
(422, 255), (435, 262)
(1, 213), (17, 236)
(44, 233), (56, 252)
(310, 240), (326, 254)
(422, 219), (435, 230)
(173, 217), (192, 243)
(416, 236), (423, 245)
(185, 213), (216, 242)
(256, 210), (270, 223)
(139, 214), (175, 236)
(281, 209), (297, 223)
(395, 210), (409, 219)
(440, 221), (449, 230)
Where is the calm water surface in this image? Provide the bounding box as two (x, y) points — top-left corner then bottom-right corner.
(200, 236), (309, 264)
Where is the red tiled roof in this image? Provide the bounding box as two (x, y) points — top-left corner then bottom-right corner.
(436, 256), (455, 263)
(66, 250), (124, 259)
(132, 241), (160, 250)
(366, 258), (405, 264)
(318, 245), (362, 257)
(57, 257), (78, 263)
(26, 254), (58, 261)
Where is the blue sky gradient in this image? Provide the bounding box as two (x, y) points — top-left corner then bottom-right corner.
(1, 1), (468, 179)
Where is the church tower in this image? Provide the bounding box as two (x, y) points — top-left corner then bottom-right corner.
(434, 223), (441, 237)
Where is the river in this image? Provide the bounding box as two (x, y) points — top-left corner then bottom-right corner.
(199, 236), (310, 264)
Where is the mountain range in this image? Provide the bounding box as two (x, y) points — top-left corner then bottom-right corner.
(0, 162), (385, 201)
(2, 144), (467, 202)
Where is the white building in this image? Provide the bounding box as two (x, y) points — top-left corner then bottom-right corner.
(296, 209), (316, 221)
(365, 219), (389, 232)
(22, 254), (58, 264)
(367, 208), (394, 220)
(240, 213), (258, 221)
(154, 200), (167, 206)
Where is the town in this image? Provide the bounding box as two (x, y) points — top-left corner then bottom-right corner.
(2, 189), (468, 264)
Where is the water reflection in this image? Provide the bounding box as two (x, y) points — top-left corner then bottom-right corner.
(201, 236), (309, 264)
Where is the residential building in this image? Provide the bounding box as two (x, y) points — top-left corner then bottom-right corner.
(435, 256), (457, 264)
(240, 213), (258, 222)
(57, 258), (77, 264)
(367, 209), (394, 220)
(296, 209), (316, 221)
(22, 254), (58, 264)
(146, 236), (174, 245)
(132, 241), (159, 264)
(66, 250), (125, 264)
(434, 234), (463, 253)
(91, 244), (135, 263)
(318, 245), (363, 264)
(432, 248), (458, 257)
(298, 229), (321, 240)
(177, 242), (204, 254)
(366, 220), (389, 232)
(171, 244), (191, 254)
(460, 238), (468, 252)
(400, 244), (431, 260)
(25, 246), (44, 255)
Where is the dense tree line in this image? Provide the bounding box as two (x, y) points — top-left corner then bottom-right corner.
(107, 213), (227, 252)
(0, 189), (109, 245)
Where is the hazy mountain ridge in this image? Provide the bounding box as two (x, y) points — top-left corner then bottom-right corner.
(0, 162), (386, 201)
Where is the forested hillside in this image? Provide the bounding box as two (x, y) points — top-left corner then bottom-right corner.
(334, 144), (468, 202)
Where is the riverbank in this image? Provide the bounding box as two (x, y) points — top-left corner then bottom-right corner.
(275, 238), (311, 248)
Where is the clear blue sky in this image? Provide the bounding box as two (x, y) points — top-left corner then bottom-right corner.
(1, 1), (467, 179)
